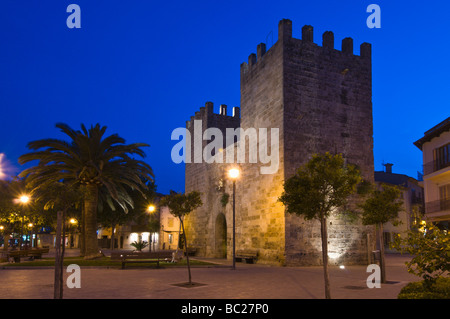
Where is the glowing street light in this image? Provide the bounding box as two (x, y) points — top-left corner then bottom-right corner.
(19, 195), (30, 204)
(17, 194), (31, 250)
(228, 168), (240, 179)
(228, 168), (240, 270)
(147, 205), (156, 213)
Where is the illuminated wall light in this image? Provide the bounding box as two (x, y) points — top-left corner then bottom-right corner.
(328, 252), (342, 259)
(130, 233), (139, 242)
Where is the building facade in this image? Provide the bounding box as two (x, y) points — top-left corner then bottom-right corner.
(184, 19), (376, 266)
(414, 117), (450, 228)
(159, 206), (181, 251)
(374, 163), (424, 252)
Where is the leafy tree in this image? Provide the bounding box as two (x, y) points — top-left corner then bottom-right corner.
(392, 222), (450, 288)
(0, 179), (35, 250)
(97, 179), (157, 250)
(160, 191), (202, 285)
(31, 181), (82, 299)
(19, 123), (154, 259)
(0, 180), (18, 250)
(359, 183), (403, 283)
(278, 152), (362, 299)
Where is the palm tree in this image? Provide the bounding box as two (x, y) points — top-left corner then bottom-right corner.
(19, 123), (154, 259)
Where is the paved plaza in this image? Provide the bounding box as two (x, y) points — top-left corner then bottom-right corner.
(0, 250), (420, 299)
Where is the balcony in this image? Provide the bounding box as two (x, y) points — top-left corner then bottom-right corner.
(425, 198), (450, 214)
(423, 159), (450, 176)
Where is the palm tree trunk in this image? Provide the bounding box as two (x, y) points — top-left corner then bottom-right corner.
(60, 210), (66, 299)
(379, 222), (386, 284)
(110, 222), (116, 250)
(80, 204), (86, 257)
(1, 231), (9, 262)
(180, 217), (192, 285)
(3, 232), (10, 251)
(20, 216), (24, 250)
(84, 184), (101, 259)
(320, 216), (331, 299)
(54, 210), (63, 299)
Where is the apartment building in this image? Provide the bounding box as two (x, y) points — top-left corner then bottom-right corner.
(414, 117), (450, 228)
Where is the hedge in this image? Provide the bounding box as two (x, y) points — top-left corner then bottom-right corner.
(398, 277), (450, 299)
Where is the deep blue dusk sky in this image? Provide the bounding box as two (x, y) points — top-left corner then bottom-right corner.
(0, 1), (449, 194)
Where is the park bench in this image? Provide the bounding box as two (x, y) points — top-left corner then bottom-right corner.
(235, 250), (258, 264)
(111, 251), (174, 269)
(184, 247), (197, 256)
(6, 248), (50, 263)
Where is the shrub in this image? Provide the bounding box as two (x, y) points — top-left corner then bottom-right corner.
(391, 222), (450, 283)
(398, 277), (450, 299)
(130, 240), (148, 251)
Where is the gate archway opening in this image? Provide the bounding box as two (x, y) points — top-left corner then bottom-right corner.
(215, 213), (227, 259)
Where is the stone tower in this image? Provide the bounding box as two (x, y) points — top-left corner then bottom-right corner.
(184, 19), (375, 266)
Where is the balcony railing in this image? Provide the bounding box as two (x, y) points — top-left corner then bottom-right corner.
(425, 198), (450, 214)
(423, 159), (450, 176)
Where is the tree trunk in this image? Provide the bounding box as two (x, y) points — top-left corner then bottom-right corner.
(54, 210), (63, 299)
(3, 232), (10, 251)
(379, 223), (386, 284)
(171, 222), (182, 262)
(20, 216), (24, 250)
(110, 222), (116, 250)
(84, 184), (101, 259)
(80, 204), (86, 257)
(320, 216), (331, 299)
(180, 217), (192, 285)
(60, 210), (66, 299)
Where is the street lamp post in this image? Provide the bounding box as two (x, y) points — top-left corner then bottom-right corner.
(69, 218), (77, 248)
(228, 168), (239, 270)
(147, 205), (156, 251)
(18, 195), (30, 250)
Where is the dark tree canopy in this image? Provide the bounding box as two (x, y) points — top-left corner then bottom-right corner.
(279, 152), (362, 220)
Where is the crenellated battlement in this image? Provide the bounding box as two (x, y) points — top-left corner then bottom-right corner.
(241, 19), (371, 75)
(186, 101), (240, 130)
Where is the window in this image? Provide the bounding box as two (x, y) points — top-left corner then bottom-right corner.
(383, 232), (391, 247)
(168, 234), (173, 244)
(439, 184), (450, 211)
(440, 184), (450, 200)
(434, 143), (450, 171)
